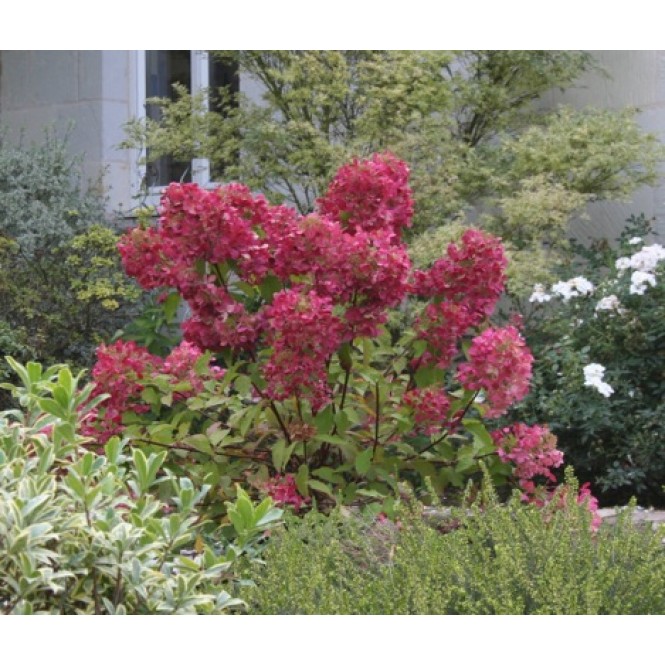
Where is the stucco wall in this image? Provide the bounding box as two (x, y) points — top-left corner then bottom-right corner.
(540, 50), (665, 241)
(0, 50), (136, 216)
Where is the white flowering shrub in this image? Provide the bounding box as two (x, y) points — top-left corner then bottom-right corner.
(516, 215), (665, 506)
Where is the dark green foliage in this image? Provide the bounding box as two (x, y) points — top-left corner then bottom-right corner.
(518, 215), (665, 506)
(0, 129), (140, 369)
(245, 476), (665, 614)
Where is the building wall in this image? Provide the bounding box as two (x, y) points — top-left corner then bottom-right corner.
(540, 50), (665, 241)
(0, 50), (137, 216)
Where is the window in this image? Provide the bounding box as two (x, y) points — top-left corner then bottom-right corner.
(135, 50), (238, 198)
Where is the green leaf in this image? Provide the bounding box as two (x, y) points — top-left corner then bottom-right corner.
(147, 423), (175, 445)
(334, 409), (351, 435)
(412, 459), (437, 480)
(271, 439), (286, 471)
(234, 375), (252, 396)
(312, 466), (344, 485)
(162, 292), (181, 321)
(26, 361), (43, 385)
(5, 356), (31, 388)
(57, 368), (73, 396)
(338, 342), (353, 371)
(38, 398), (67, 420)
(414, 365), (445, 388)
(186, 434), (213, 455)
(258, 274), (283, 302)
(314, 405), (335, 434)
(141, 386), (160, 407)
(355, 448), (373, 475)
(64, 472), (86, 501)
(308, 479), (335, 498)
(271, 440), (297, 472)
(455, 457), (478, 474)
(412, 339), (428, 358)
(132, 449), (150, 492)
(52, 384), (70, 408)
(314, 434), (357, 457)
(295, 464), (309, 497)
(463, 418), (493, 453)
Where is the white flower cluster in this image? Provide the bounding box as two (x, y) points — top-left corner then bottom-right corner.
(528, 283), (551, 303)
(529, 276), (594, 304)
(595, 294), (624, 314)
(583, 363), (614, 398)
(531, 241), (665, 308)
(615, 242), (665, 295)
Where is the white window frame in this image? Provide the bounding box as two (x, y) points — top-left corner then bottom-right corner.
(132, 50), (214, 209)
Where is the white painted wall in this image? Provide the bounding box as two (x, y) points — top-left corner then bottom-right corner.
(540, 50), (665, 241)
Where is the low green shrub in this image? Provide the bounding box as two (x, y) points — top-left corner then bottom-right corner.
(245, 475), (665, 614)
(0, 357), (282, 614)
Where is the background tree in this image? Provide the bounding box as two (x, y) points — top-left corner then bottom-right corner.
(0, 129), (141, 375)
(123, 50), (663, 296)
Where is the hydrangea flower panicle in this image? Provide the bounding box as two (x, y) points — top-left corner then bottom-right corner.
(318, 152), (414, 238)
(457, 326), (533, 417)
(264, 474), (308, 510)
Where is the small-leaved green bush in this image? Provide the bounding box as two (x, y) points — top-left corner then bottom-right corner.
(245, 474), (665, 614)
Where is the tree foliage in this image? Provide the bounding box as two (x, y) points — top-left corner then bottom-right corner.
(123, 50), (663, 294)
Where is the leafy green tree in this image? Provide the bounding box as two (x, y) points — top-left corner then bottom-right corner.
(124, 50), (663, 295)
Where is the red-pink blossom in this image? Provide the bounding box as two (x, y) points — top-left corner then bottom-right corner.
(263, 288), (344, 409)
(577, 482), (602, 531)
(118, 226), (176, 291)
(457, 326), (533, 418)
(413, 229), (507, 318)
(162, 341), (225, 397)
(415, 301), (478, 368)
(84, 340), (224, 442)
(318, 153), (413, 238)
(264, 474), (308, 510)
(403, 387), (452, 435)
(492, 423), (563, 483)
(83, 340), (162, 442)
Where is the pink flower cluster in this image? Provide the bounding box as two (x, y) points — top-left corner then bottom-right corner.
(457, 326), (533, 417)
(492, 423), (564, 485)
(263, 289), (344, 409)
(524, 480), (602, 532)
(403, 387), (452, 435)
(577, 482), (602, 531)
(118, 154), (415, 407)
(413, 230), (507, 367)
(263, 474), (309, 510)
(492, 425), (601, 532)
(413, 229), (507, 316)
(84, 340), (223, 442)
(318, 152), (413, 236)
